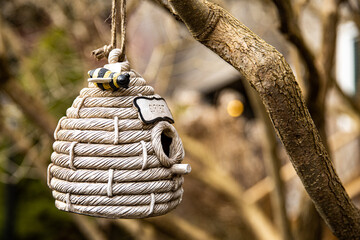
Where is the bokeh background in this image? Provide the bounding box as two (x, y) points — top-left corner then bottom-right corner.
(1, 0), (360, 239)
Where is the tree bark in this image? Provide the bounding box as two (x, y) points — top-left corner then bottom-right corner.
(169, 0), (360, 238)
(270, 0), (325, 136)
(271, 1), (342, 239)
(244, 80), (293, 240)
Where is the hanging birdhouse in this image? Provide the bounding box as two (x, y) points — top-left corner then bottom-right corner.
(47, 49), (190, 218)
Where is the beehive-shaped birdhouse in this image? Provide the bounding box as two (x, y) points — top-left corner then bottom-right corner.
(47, 50), (190, 218)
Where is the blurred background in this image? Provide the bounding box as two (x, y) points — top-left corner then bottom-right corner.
(0, 0), (360, 239)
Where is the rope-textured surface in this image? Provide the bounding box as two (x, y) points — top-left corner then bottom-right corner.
(48, 55), (188, 218)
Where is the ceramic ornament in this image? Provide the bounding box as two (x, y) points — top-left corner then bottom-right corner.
(47, 49), (190, 219)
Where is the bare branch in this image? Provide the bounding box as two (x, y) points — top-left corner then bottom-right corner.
(0, 123), (107, 240)
(334, 80), (360, 115)
(150, 0), (183, 22)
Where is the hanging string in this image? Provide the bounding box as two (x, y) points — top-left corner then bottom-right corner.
(110, 0), (118, 49)
(118, 0), (126, 62)
(92, 0), (126, 62)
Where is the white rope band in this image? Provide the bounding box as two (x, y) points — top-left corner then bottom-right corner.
(114, 116), (119, 144)
(148, 193), (155, 216)
(66, 193), (73, 211)
(107, 169), (114, 197)
(69, 142), (78, 170)
(140, 140), (148, 170)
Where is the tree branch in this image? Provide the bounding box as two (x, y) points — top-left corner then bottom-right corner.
(181, 133), (281, 240)
(169, 0), (360, 239)
(270, 0), (329, 152)
(294, 1), (342, 239)
(270, 0), (321, 111)
(244, 80), (293, 240)
(334, 79), (360, 115)
(150, 0), (183, 22)
(143, 213), (221, 240)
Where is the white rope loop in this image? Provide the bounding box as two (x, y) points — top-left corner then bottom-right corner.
(151, 121), (185, 168)
(66, 193), (73, 212)
(47, 163), (53, 187)
(107, 169), (115, 197)
(140, 140), (148, 170)
(76, 96), (88, 118)
(69, 142), (78, 170)
(148, 193), (155, 216)
(54, 117), (66, 140)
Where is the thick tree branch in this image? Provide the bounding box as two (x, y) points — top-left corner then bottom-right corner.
(270, 0), (330, 159)
(244, 80), (293, 240)
(295, 1), (342, 239)
(271, 0), (322, 114)
(169, 0), (360, 239)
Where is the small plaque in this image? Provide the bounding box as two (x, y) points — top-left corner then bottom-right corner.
(134, 97), (174, 124)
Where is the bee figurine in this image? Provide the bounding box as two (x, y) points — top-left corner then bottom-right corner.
(88, 68), (130, 91)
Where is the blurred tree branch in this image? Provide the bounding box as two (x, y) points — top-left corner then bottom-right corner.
(143, 213), (221, 240)
(1, 80), (57, 138)
(270, 0), (323, 131)
(0, 122), (108, 240)
(181, 133), (281, 240)
(334, 80), (360, 115)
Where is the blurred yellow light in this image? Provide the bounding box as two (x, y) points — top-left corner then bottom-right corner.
(227, 100), (244, 117)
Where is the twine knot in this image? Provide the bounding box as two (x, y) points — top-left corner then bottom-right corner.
(91, 0), (126, 62)
(92, 45), (114, 61)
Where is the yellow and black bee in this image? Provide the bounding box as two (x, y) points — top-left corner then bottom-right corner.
(88, 68), (130, 91)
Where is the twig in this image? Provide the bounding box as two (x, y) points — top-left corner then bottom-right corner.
(143, 213), (221, 240)
(150, 0), (183, 22)
(116, 219), (156, 240)
(334, 80), (360, 116)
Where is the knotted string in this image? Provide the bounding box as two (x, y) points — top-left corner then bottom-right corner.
(92, 0), (126, 62)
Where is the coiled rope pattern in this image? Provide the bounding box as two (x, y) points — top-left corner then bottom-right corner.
(48, 60), (189, 218)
